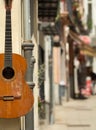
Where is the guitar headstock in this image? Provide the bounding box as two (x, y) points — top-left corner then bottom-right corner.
(4, 0), (12, 10)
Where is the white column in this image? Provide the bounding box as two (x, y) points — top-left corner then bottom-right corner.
(32, 1), (39, 130)
(44, 36), (51, 102)
(33, 36), (39, 130)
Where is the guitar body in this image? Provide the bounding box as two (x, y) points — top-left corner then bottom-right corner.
(0, 53), (34, 118)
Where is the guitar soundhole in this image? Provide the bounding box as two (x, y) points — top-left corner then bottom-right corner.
(2, 67), (15, 79)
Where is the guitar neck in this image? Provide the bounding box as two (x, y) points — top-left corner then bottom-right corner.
(5, 9), (12, 67)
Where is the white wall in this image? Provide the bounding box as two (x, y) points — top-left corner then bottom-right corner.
(0, 0), (21, 53)
(0, 0), (21, 130)
(83, 0), (96, 36)
(92, 0), (96, 35)
(83, 0), (96, 72)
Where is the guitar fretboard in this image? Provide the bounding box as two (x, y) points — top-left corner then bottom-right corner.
(5, 10), (12, 67)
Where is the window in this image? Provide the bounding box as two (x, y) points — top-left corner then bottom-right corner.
(87, 1), (92, 31)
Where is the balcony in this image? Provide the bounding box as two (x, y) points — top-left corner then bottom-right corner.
(38, 0), (59, 22)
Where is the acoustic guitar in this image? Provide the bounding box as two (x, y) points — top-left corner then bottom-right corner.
(0, 0), (34, 118)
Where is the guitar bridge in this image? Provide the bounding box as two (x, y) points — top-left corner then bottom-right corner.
(0, 96), (21, 101)
(3, 96), (14, 101)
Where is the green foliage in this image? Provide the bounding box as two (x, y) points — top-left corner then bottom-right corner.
(38, 64), (45, 86)
(87, 18), (92, 31)
(38, 97), (45, 119)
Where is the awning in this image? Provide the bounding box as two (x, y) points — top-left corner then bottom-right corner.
(69, 30), (96, 57)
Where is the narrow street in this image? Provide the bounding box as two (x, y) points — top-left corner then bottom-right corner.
(40, 95), (96, 130)
(0, 1), (96, 130)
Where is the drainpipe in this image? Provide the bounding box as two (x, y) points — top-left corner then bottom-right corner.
(49, 38), (54, 124)
(22, 0), (35, 130)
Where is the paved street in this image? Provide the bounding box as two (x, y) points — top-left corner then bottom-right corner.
(40, 95), (96, 130)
